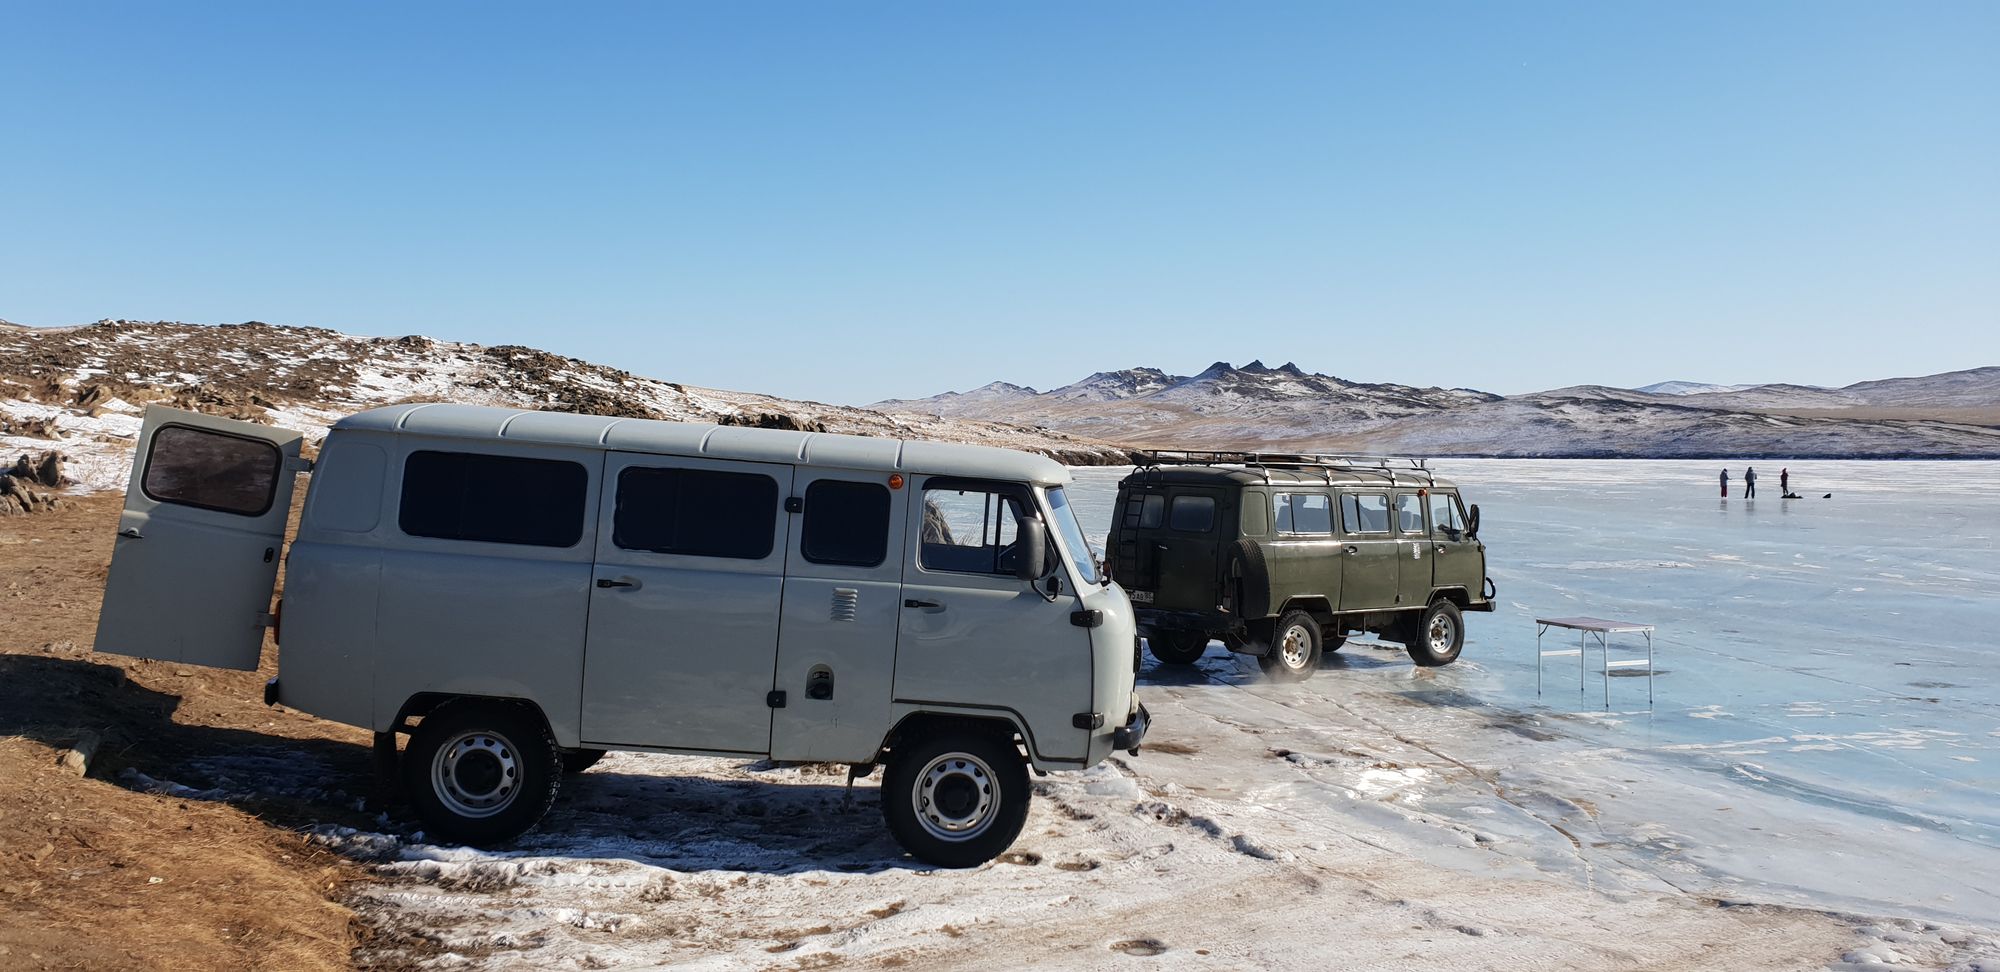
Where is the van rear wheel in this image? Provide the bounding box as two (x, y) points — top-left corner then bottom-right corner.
(404, 701), (562, 846)
(1256, 610), (1322, 681)
(882, 730), (1030, 868)
(1148, 632), (1209, 666)
(1407, 600), (1465, 667)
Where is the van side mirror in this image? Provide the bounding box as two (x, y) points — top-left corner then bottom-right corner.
(1014, 516), (1048, 581)
(1466, 504), (1481, 539)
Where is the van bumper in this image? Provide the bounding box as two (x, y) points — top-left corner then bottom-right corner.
(1112, 703), (1150, 755)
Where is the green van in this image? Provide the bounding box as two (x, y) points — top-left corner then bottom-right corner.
(1106, 453), (1495, 679)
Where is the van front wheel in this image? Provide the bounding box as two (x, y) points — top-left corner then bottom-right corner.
(1256, 610), (1322, 681)
(404, 701), (562, 846)
(1407, 600), (1465, 667)
(1148, 632), (1209, 666)
(882, 730), (1030, 868)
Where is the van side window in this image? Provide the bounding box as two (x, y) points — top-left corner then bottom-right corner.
(1168, 495), (1216, 533)
(1396, 494), (1426, 533)
(1341, 493), (1391, 534)
(612, 466), (777, 559)
(802, 480), (890, 567)
(141, 425), (282, 517)
(1273, 493), (1332, 535)
(921, 485), (1029, 575)
(400, 450), (588, 548)
(1428, 492), (1462, 536)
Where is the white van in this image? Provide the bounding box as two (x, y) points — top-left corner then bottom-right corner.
(95, 403), (1147, 867)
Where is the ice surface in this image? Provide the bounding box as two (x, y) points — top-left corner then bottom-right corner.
(1068, 460), (2000, 923)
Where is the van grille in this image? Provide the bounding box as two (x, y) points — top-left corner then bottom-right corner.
(831, 588), (859, 622)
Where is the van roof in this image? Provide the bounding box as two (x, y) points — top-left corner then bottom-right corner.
(1122, 465), (1459, 490)
(334, 404), (1071, 486)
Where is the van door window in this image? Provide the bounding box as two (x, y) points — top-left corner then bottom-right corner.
(1168, 495), (1216, 533)
(1273, 492), (1332, 535)
(1138, 494), (1165, 529)
(921, 485), (1030, 575)
(802, 479), (891, 567)
(141, 425), (283, 516)
(612, 466), (778, 559)
(1428, 492), (1463, 538)
(1396, 494), (1427, 534)
(1341, 493), (1391, 533)
(401, 451), (588, 547)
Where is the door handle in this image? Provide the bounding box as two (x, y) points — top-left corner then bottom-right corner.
(596, 577), (640, 590)
(903, 598), (942, 610)
(1345, 545), (1358, 555)
(119, 528), (143, 539)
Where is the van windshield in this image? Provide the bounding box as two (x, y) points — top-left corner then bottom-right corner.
(1043, 487), (1102, 585)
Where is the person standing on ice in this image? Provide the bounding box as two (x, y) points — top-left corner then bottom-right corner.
(1744, 466), (1758, 498)
(1781, 468), (1790, 494)
(1719, 468), (1730, 498)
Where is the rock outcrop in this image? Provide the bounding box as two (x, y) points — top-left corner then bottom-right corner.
(0, 451), (66, 516)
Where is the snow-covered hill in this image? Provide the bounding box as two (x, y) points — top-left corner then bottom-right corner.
(0, 319), (1137, 492)
(878, 360), (1503, 448)
(880, 363), (2000, 457)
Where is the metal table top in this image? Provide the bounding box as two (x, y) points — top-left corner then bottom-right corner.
(1535, 616), (1656, 634)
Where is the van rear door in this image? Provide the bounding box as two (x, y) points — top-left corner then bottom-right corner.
(95, 406), (305, 670)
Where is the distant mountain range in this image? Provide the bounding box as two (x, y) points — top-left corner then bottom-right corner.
(876, 362), (2000, 458)
(5, 317), (1996, 466)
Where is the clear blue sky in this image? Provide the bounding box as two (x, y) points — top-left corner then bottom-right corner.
(3, 2), (1995, 403)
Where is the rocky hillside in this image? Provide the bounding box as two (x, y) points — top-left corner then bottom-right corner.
(879, 363), (2000, 458)
(0, 319), (1137, 493)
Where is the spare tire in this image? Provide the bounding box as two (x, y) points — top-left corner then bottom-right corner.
(1229, 540), (1271, 620)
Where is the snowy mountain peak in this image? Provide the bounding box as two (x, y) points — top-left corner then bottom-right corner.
(1635, 380), (1764, 396)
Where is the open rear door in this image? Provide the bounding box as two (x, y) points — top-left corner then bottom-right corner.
(94, 406), (305, 671)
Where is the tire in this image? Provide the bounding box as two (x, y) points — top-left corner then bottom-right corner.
(1406, 600), (1465, 667)
(561, 747), (607, 774)
(882, 729), (1031, 868)
(404, 701), (563, 846)
(1148, 632), (1209, 666)
(1228, 540), (1271, 620)
(1255, 609), (1323, 681)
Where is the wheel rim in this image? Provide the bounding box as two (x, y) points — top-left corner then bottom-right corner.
(431, 729), (521, 819)
(1427, 612), (1456, 654)
(911, 752), (998, 843)
(1279, 623), (1313, 670)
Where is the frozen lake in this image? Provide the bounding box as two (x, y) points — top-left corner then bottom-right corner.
(1066, 460), (2000, 924)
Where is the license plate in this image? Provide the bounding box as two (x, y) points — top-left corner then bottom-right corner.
(1129, 590), (1154, 603)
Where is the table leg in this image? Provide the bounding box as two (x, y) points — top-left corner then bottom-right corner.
(1600, 632), (1611, 708)
(1536, 626), (1544, 696)
(1646, 631), (1654, 705)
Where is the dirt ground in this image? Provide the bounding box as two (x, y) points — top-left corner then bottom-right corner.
(0, 494), (372, 971)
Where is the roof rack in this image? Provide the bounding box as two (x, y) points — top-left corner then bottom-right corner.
(1134, 450), (1436, 487)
